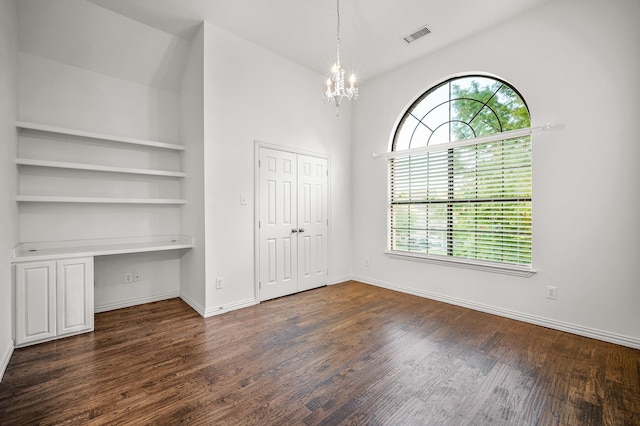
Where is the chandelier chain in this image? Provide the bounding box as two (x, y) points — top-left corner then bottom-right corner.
(323, 0), (358, 116)
(336, 0), (341, 66)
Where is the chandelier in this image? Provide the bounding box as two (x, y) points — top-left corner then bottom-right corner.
(324, 0), (358, 116)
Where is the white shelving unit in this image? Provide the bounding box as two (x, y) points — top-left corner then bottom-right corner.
(16, 121), (186, 151)
(16, 195), (186, 204)
(15, 120), (190, 241)
(16, 121), (186, 205)
(16, 158), (187, 178)
(14, 120), (193, 326)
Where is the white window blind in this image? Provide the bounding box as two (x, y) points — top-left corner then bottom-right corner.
(388, 135), (532, 267)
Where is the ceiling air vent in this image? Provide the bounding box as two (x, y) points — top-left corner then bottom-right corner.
(403, 25), (431, 44)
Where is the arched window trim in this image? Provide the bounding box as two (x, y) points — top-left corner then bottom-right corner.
(385, 74), (537, 277)
(392, 74), (530, 151)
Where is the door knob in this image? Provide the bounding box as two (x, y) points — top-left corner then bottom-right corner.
(298, 228), (305, 233)
(291, 229), (298, 233)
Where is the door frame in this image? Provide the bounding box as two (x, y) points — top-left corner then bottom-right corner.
(254, 141), (331, 303)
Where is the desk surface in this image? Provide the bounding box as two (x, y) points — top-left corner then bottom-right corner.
(12, 235), (193, 262)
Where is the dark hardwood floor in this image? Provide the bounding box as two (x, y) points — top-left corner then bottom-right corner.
(1, 281), (638, 425)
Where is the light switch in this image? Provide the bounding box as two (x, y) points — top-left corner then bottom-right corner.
(240, 194), (247, 205)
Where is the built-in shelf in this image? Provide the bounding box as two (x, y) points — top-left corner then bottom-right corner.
(12, 235), (194, 262)
(16, 121), (185, 151)
(16, 158), (186, 178)
(16, 195), (186, 204)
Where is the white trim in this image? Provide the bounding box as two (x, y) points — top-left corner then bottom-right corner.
(253, 142), (261, 303)
(203, 298), (257, 318)
(180, 292), (206, 317)
(385, 251), (536, 277)
(255, 140), (332, 160)
(0, 339), (14, 383)
(330, 275), (352, 285)
(94, 291), (179, 313)
(353, 276), (640, 350)
(374, 123), (556, 159)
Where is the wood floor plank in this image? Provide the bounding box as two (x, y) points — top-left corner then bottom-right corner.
(1, 281), (638, 425)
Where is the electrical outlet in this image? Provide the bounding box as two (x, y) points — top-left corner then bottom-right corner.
(546, 285), (557, 300)
(216, 277), (224, 289)
(124, 272), (134, 284)
(134, 272), (141, 282)
(364, 257), (370, 266)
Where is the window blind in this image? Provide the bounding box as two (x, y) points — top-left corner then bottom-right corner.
(388, 135), (532, 266)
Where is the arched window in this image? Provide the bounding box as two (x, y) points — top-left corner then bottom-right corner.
(388, 75), (533, 271)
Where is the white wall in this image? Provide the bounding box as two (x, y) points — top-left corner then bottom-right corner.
(351, 0), (640, 347)
(202, 22), (352, 313)
(0, 0), (18, 381)
(94, 251), (180, 312)
(179, 24), (206, 314)
(17, 0), (187, 92)
(18, 52), (180, 148)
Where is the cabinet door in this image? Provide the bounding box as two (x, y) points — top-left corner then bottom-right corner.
(15, 261), (56, 346)
(56, 257), (94, 336)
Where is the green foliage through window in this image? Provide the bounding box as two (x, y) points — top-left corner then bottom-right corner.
(389, 76), (532, 267)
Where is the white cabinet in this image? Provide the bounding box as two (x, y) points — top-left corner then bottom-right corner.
(56, 258), (94, 336)
(14, 261), (56, 345)
(15, 257), (94, 347)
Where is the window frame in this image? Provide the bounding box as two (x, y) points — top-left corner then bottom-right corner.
(386, 74), (536, 277)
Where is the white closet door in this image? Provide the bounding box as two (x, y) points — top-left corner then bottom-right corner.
(258, 147), (329, 301)
(259, 148), (299, 301)
(297, 154), (328, 292)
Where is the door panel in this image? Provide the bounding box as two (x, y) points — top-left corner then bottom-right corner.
(297, 154), (328, 291)
(15, 261), (56, 345)
(56, 257), (94, 336)
(259, 148), (298, 300)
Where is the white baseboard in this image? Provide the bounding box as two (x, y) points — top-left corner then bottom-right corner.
(0, 339), (15, 383)
(354, 275), (640, 350)
(330, 275), (352, 285)
(204, 298), (257, 318)
(94, 291), (180, 313)
(179, 292), (205, 317)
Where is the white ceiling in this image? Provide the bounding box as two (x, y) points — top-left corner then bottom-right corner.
(87, 0), (551, 81)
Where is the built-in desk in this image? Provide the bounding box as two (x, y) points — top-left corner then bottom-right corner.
(12, 235), (193, 347)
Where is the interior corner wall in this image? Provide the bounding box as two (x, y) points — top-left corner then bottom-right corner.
(179, 23), (206, 314)
(0, 0), (18, 381)
(351, 0), (640, 347)
(201, 22), (352, 313)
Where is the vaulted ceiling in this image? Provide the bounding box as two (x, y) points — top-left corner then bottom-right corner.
(87, 0), (551, 80)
